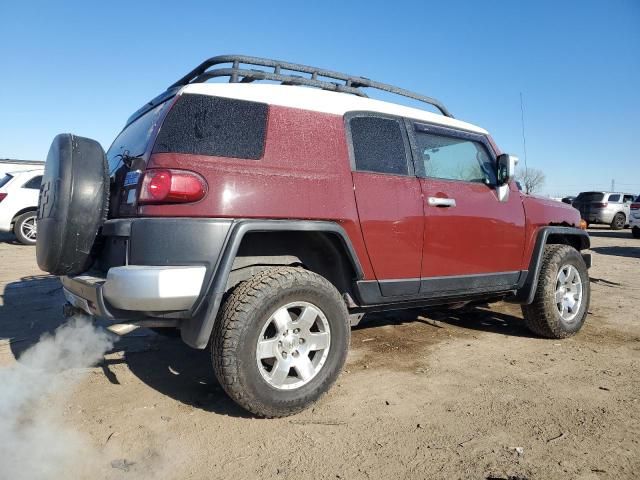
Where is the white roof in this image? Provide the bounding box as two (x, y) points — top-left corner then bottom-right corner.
(181, 83), (488, 134)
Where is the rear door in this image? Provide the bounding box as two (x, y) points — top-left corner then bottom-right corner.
(348, 114), (424, 296)
(408, 122), (526, 294)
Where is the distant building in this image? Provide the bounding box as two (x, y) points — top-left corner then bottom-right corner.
(0, 159), (44, 177)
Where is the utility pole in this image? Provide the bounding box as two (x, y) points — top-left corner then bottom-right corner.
(611, 179), (615, 191)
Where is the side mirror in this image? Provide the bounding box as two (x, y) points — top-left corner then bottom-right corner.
(496, 154), (518, 202)
(496, 153), (518, 186)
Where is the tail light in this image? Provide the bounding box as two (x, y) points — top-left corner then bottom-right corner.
(593, 202), (607, 208)
(0, 193), (6, 203)
(631, 203), (640, 211)
(138, 169), (207, 204)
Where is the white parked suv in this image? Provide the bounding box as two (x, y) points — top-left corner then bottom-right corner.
(631, 196), (640, 238)
(0, 169), (43, 244)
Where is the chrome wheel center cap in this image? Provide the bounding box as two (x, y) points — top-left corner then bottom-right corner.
(282, 334), (297, 353)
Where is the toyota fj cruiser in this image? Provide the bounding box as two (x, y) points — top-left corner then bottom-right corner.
(37, 55), (591, 417)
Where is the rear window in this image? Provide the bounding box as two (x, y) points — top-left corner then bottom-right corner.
(0, 174), (13, 189)
(153, 94), (268, 160)
(576, 192), (604, 202)
(107, 101), (171, 174)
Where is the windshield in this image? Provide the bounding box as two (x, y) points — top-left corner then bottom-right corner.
(575, 192), (604, 202)
(0, 174), (14, 189)
(106, 101), (171, 175)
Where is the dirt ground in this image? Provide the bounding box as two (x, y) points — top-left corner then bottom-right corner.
(1, 227), (638, 480)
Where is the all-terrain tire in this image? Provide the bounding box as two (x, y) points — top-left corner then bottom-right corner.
(632, 227), (640, 239)
(211, 266), (350, 417)
(610, 212), (625, 230)
(521, 244), (590, 339)
(13, 211), (38, 245)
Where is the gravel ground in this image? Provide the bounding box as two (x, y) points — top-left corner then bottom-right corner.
(0, 227), (638, 480)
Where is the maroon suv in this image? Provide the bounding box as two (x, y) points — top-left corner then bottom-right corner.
(36, 55), (591, 417)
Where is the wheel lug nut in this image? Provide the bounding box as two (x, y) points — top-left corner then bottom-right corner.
(292, 350), (299, 357)
(293, 328), (300, 334)
(299, 338), (305, 344)
(282, 351), (287, 358)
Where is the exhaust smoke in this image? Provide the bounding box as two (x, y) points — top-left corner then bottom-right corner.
(0, 316), (115, 479)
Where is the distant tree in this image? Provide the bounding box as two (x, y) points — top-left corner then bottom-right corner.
(516, 167), (546, 194)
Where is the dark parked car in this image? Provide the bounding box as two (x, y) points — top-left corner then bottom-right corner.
(561, 196), (576, 205)
(36, 55), (592, 417)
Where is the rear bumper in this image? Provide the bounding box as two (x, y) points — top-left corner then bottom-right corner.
(580, 211), (614, 224)
(63, 265), (207, 316)
(61, 218), (233, 344)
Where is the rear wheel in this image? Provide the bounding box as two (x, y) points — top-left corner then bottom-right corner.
(521, 244), (590, 338)
(13, 212), (37, 245)
(211, 267), (350, 417)
(610, 213), (625, 230)
(633, 227), (640, 239)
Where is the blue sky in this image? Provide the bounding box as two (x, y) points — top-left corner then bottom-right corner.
(1, 0), (638, 196)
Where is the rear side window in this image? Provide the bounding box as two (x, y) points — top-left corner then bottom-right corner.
(0, 174), (13, 188)
(623, 194), (635, 203)
(23, 175), (42, 190)
(153, 94), (268, 160)
(349, 116), (408, 175)
(608, 194), (621, 202)
(413, 130), (496, 184)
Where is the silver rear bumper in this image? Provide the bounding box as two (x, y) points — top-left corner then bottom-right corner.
(62, 265), (206, 316)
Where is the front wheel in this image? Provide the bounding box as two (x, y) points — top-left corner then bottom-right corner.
(13, 211), (37, 245)
(211, 267), (350, 417)
(521, 244), (590, 338)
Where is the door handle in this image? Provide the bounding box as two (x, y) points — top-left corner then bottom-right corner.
(427, 197), (456, 207)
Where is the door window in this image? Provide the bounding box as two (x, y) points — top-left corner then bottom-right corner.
(623, 194), (635, 203)
(350, 116), (409, 175)
(413, 130), (496, 185)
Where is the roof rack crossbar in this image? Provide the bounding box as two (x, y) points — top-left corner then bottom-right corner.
(169, 55), (453, 118)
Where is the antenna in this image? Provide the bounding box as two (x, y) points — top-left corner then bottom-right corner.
(520, 92), (529, 175)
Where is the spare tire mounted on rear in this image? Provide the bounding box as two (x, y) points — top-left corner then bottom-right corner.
(36, 134), (109, 275)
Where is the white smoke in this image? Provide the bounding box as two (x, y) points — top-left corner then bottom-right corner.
(0, 316), (115, 479)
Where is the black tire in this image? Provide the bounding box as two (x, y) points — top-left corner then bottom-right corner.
(633, 227), (640, 239)
(13, 211), (38, 245)
(36, 134), (109, 275)
(212, 266), (350, 417)
(521, 244), (590, 338)
(610, 212), (625, 230)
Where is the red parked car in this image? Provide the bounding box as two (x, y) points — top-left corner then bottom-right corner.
(37, 55), (591, 417)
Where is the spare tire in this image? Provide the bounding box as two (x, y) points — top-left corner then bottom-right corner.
(36, 134), (109, 275)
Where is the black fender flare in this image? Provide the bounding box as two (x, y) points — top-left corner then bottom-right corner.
(181, 219), (364, 349)
(510, 226), (590, 305)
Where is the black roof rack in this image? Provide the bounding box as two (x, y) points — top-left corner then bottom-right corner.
(168, 54), (453, 118)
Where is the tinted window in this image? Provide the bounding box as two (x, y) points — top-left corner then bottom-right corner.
(623, 194), (635, 203)
(153, 94), (268, 160)
(107, 101), (170, 174)
(23, 175), (42, 189)
(414, 130), (496, 184)
(608, 194), (621, 202)
(0, 174), (13, 189)
(350, 116), (408, 175)
(576, 192), (604, 202)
